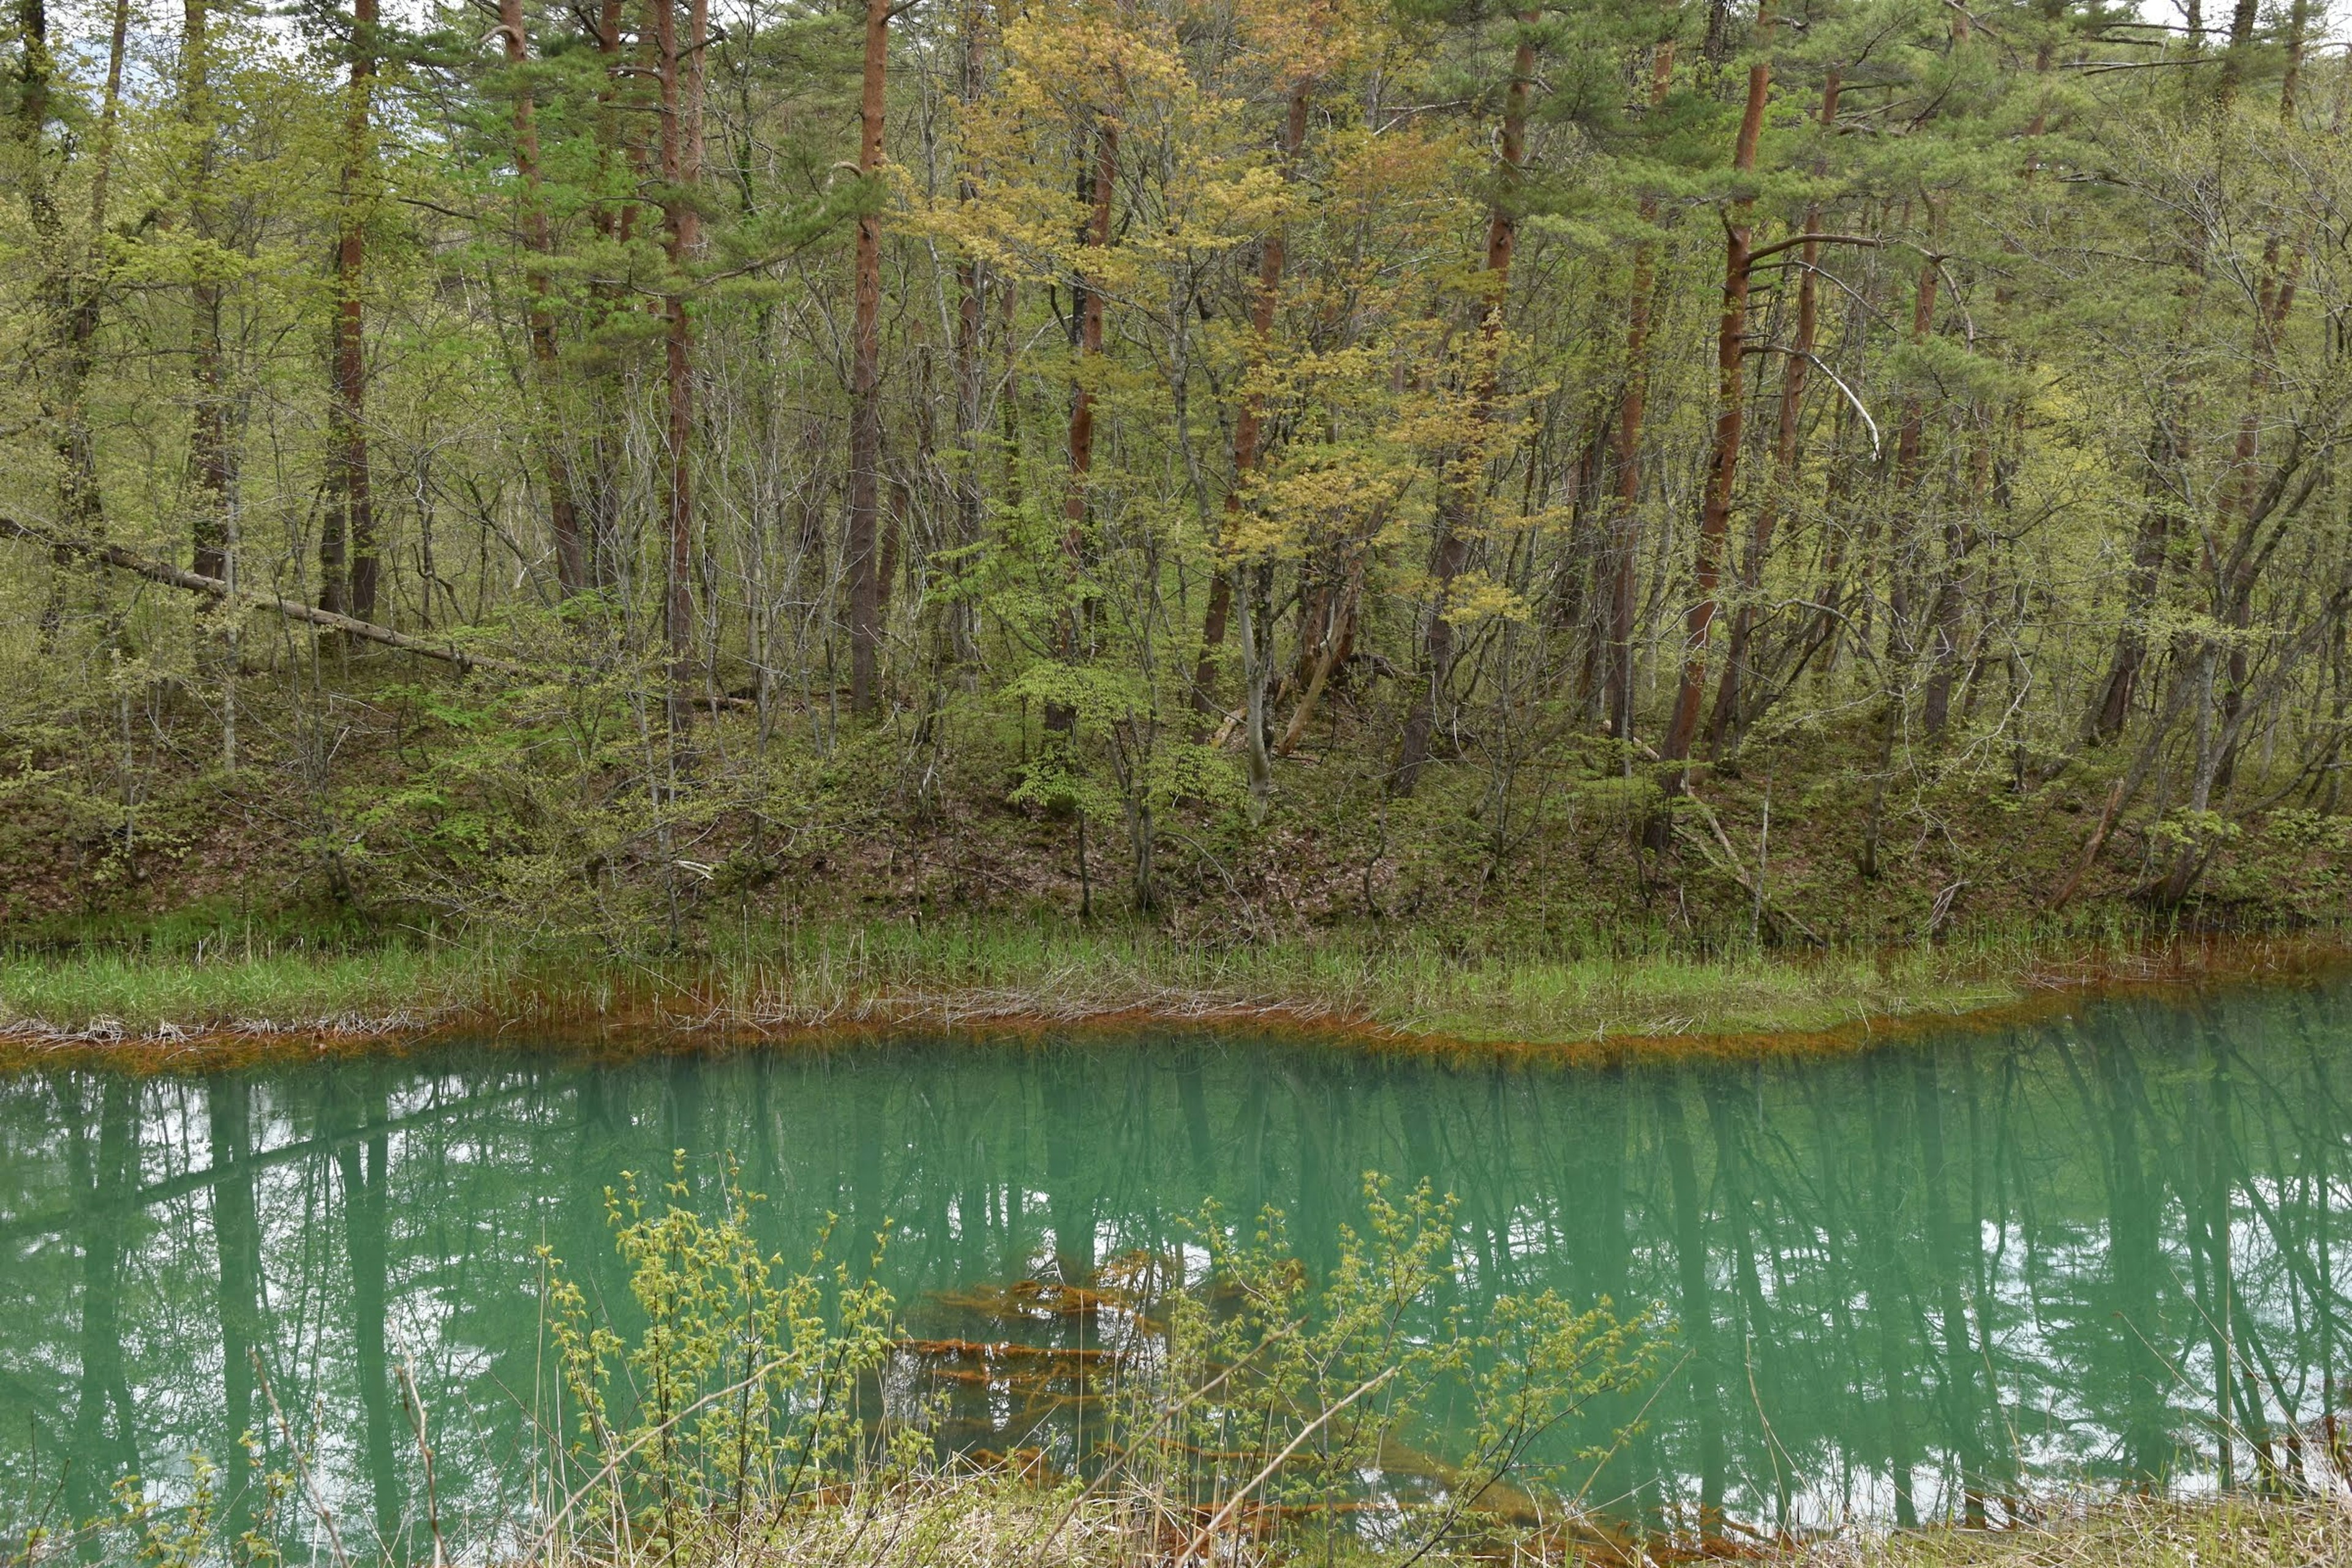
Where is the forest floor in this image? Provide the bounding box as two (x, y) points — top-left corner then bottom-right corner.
(3, 916), (2346, 1065)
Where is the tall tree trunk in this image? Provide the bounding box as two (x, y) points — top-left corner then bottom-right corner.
(336, 1094), (402, 1548)
(1858, 229), (1941, 880)
(2090, 250), (2209, 748)
(184, 0), (228, 581)
(63, 1085), (140, 1526)
(499, 0), (585, 597)
(2208, 0), (2310, 796)
(1047, 104), (1118, 737)
(72, 0), (129, 404)
(578, 0), (634, 590)
(12, 0), (53, 217)
(1657, 28), (1769, 776)
(17, 0), (69, 646)
(323, 0), (377, 622)
(1193, 81), (1311, 719)
(20, 0), (129, 646)
(655, 0), (704, 733)
(1709, 63), (1836, 756)
(208, 1077), (261, 1544)
(949, 0), (988, 668)
(2086, 453), (2178, 745)
(16, 0), (110, 572)
(1276, 554), (1362, 755)
(846, 0), (889, 715)
(1604, 40), (1675, 766)
(1390, 8), (1537, 798)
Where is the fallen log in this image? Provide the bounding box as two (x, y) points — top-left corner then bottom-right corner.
(7, 516), (775, 714)
(2, 514), (532, 676)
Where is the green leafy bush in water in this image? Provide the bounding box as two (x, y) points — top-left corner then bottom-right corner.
(537, 1158), (908, 1556)
(532, 1167), (1662, 1564)
(1137, 1177), (1663, 1561)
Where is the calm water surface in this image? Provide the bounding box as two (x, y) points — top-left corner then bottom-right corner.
(4, 985), (2351, 1545)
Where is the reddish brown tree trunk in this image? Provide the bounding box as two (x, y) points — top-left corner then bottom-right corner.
(324, 0), (377, 622)
(1390, 9), (1537, 797)
(1604, 40), (1675, 761)
(499, 0), (584, 597)
(846, 0), (889, 714)
(1709, 64), (1837, 755)
(1658, 42), (1770, 771)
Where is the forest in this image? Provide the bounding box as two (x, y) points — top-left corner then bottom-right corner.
(6, 0), (2351, 952)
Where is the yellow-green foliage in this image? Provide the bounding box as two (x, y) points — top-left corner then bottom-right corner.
(540, 1160), (903, 1555)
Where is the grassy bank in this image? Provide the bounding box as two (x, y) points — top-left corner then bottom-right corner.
(1, 914), (2335, 1053)
(1804, 1496), (2347, 1568)
(58, 1478), (2347, 1567)
(504, 1491), (2352, 1567)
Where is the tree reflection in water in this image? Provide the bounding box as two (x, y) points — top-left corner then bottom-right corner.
(2, 986), (2350, 1554)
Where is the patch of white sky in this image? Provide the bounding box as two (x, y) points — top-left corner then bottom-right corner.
(40, 0), (2351, 109)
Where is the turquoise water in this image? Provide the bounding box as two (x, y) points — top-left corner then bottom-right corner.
(3, 984), (2350, 1550)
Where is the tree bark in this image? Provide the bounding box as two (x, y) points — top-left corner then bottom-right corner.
(325, 0), (377, 623)
(1604, 41), (1675, 765)
(654, 0), (704, 733)
(1658, 31), (1770, 776)
(2086, 461), (2177, 745)
(1858, 230), (1941, 880)
(846, 0), (889, 715)
(181, 0), (232, 582)
(949, 0), (988, 668)
(498, 0), (586, 597)
(16, 0), (113, 554)
(1047, 104), (1119, 736)
(1390, 8), (1537, 798)
(23, 0), (126, 559)
(1193, 82), (1311, 718)
(2207, 0), (2310, 796)
(69, 0), (129, 496)
(1709, 63), (1836, 756)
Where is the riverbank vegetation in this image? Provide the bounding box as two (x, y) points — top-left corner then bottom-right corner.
(9, 911), (2326, 1046)
(12, 0), (2352, 976)
(69, 1487), (2345, 1567)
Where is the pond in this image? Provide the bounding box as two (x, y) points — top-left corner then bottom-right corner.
(3, 982), (2350, 1551)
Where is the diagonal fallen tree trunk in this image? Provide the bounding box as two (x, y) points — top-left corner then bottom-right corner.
(2, 514), (532, 676)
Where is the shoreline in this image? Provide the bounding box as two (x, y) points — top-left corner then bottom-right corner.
(4, 925), (2346, 1074)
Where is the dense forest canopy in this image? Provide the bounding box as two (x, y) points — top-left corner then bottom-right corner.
(5, 0), (2351, 946)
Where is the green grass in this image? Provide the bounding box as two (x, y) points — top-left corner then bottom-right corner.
(0, 941), (492, 1036)
(0, 914), (2130, 1045)
(504, 1489), (2348, 1568)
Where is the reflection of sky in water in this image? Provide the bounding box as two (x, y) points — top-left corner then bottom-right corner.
(4, 982), (2352, 1551)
